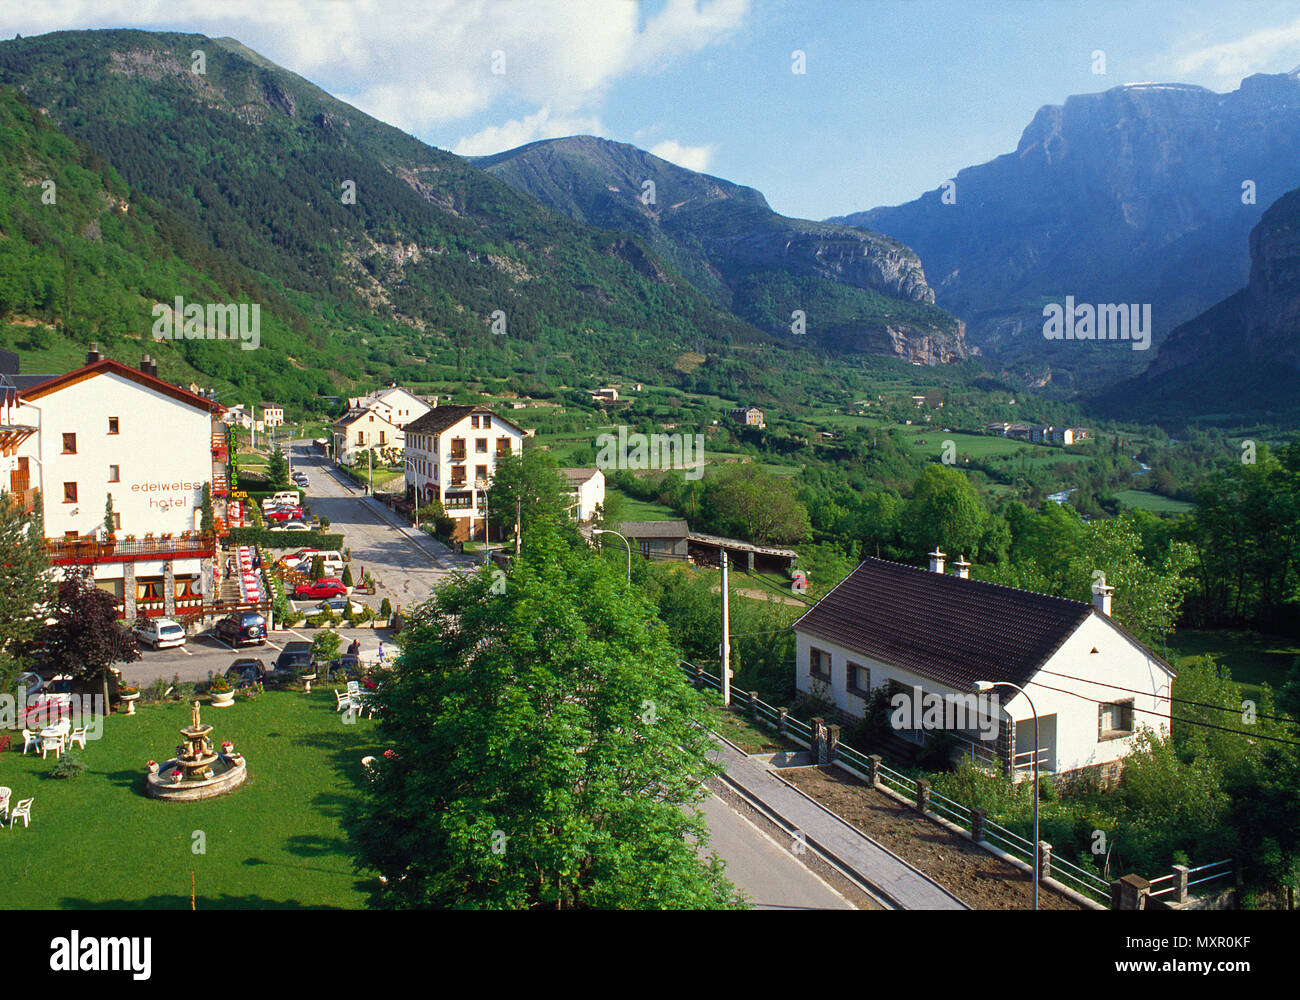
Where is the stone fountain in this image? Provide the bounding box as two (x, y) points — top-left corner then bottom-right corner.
(146, 701), (248, 801)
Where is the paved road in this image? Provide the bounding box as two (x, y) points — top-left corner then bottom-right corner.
(286, 441), (475, 611)
(698, 793), (854, 910)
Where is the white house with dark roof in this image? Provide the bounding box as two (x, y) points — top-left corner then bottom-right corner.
(404, 405), (524, 541)
(792, 551), (1174, 784)
(562, 468), (605, 522)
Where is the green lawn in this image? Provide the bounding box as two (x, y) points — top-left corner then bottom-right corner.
(1167, 629), (1300, 704)
(610, 490), (679, 521)
(1, 691), (381, 909)
(1114, 490), (1194, 514)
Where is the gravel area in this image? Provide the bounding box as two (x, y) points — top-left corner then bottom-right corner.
(779, 765), (1088, 910)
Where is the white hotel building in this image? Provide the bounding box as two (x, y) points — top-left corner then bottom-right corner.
(404, 405), (523, 542)
(3, 351), (224, 620)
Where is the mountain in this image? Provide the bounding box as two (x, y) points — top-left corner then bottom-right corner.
(831, 73), (1300, 389)
(474, 135), (968, 364)
(1094, 185), (1300, 423)
(0, 29), (775, 406)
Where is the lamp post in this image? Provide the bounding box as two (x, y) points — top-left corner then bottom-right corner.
(975, 679), (1040, 910)
(591, 529), (631, 582)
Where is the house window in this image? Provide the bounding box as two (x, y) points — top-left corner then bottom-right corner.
(497, 436), (512, 456)
(63, 482), (78, 503)
(1099, 700), (1134, 740)
(475, 465), (487, 483)
(809, 647), (832, 682)
(108, 417), (119, 434)
(639, 539), (652, 558)
(109, 465), (120, 483)
(847, 662), (870, 696)
(476, 438), (487, 453)
(62, 433), (77, 454)
(112, 513), (122, 531)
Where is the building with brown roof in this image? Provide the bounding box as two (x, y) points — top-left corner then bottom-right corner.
(793, 552), (1174, 783)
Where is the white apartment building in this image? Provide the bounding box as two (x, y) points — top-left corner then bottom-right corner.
(332, 406), (405, 465)
(10, 354), (223, 620)
(260, 403), (284, 428)
(404, 405), (524, 541)
(346, 384), (433, 428)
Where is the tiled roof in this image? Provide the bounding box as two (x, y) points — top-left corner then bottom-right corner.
(619, 520), (689, 539)
(793, 558), (1093, 691)
(405, 405), (525, 437)
(19, 359), (222, 414)
(563, 468), (601, 483)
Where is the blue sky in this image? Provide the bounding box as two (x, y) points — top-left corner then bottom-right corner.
(7, 1), (1300, 218)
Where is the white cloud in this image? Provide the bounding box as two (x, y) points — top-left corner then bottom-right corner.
(7, 0), (750, 134)
(649, 139), (716, 172)
(1173, 15), (1300, 85)
(453, 106), (602, 157)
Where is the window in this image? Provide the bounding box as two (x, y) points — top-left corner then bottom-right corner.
(111, 513), (121, 530)
(809, 647), (832, 681)
(62, 433), (76, 454)
(476, 438), (488, 453)
(847, 662), (870, 696)
(1099, 700), (1134, 740)
(108, 417), (119, 434)
(109, 465), (120, 483)
(475, 465), (488, 483)
(497, 436), (513, 456)
(63, 482), (78, 503)
(470, 415), (480, 428)
(64, 530), (79, 539)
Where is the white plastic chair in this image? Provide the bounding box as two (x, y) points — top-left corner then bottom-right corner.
(21, 729), (39, 754)
(41, 734), (65, 760)
(0, 787), (10, 821)
(334, 689), (355, 712)
(8, 797), (32, 829)
(346, 681), (360, 698)
(68, 727), (88, 750)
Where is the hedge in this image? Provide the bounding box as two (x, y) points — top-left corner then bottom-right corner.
(228, 528), (344, 550)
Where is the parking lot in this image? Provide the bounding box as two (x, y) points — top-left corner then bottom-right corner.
(118, 625), (401, 687)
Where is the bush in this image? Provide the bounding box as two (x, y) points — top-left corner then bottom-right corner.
(51, 752), (87, 779)
(312, 630), (342, 661)
(227, 528), (345, 550)
(379, 597), (393, 619)
(310, 555), (326, 581)
(342, 564), (354, 587)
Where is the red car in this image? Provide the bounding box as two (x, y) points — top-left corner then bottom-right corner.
(293, 578), (347, 599)
(265, 507), (304, 523)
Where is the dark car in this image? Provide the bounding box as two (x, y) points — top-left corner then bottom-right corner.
(273, 640), (316, 674)
(225, 657), (268, 687)
(214, 611), (267, 647)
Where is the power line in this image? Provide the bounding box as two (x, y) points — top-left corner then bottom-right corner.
(1024, 678), (1300, 749)
(1037, 667), (1300, 726)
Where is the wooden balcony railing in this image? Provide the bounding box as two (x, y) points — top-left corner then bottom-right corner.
(45, 532), (217, 565)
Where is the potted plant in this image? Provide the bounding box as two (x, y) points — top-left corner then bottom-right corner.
(207, 675), (235, 708)
(119, 680), (141, 715)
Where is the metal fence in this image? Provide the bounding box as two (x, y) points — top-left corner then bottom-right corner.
(680, 660), (1229, 908)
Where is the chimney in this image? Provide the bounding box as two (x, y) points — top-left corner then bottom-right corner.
(928, 548), (946, 574)
(1092, 577), (1114, 616)
(953, 556), (971, 579)
(86, 343), (102, 365)
(140, 354), (158, 378)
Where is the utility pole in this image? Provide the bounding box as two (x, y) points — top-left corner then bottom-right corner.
(515, 498), (521, 556)
(721, 552), (731, 707)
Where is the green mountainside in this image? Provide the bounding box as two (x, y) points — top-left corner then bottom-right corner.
(0, 29), (774, 406)
(475, 135), (967, 363)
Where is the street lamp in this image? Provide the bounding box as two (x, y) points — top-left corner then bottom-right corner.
(975, 679), (1040, 910)
(591, 529), (631, 582)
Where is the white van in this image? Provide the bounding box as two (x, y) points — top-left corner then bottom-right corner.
(262, 490), (301, 508)
(295, 550), (345, 574)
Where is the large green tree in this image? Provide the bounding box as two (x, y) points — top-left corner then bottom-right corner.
(347, 526), (741, 909)
(903, 464), (987, 560)
(0, 491), (56, 689)
(703, 463), (810, 544)
(486, 448), (575, 544)
(37, 567), (140, 705)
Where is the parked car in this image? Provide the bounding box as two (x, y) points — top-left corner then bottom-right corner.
(273, 640), (316, 674)
(293, 578), (347, 599)
(133, 617), (188, 649)
(265, 507), (303, 523)
(16, 671), (43, 699)
(279, 548), (319, 567)
(315, 597), (367, 616)
(225, 657), (268, 686)
(274, 521), (310, 532)
(213, 611), (268, 647)
(294, 551), (345, 575)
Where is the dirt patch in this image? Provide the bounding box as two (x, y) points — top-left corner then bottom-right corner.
(780, 765), (1087, 910)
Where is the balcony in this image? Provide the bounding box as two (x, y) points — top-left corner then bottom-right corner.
(45, 532), (217, 565)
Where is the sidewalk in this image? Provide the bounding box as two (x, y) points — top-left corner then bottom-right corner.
(710, 739), (968, 910)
